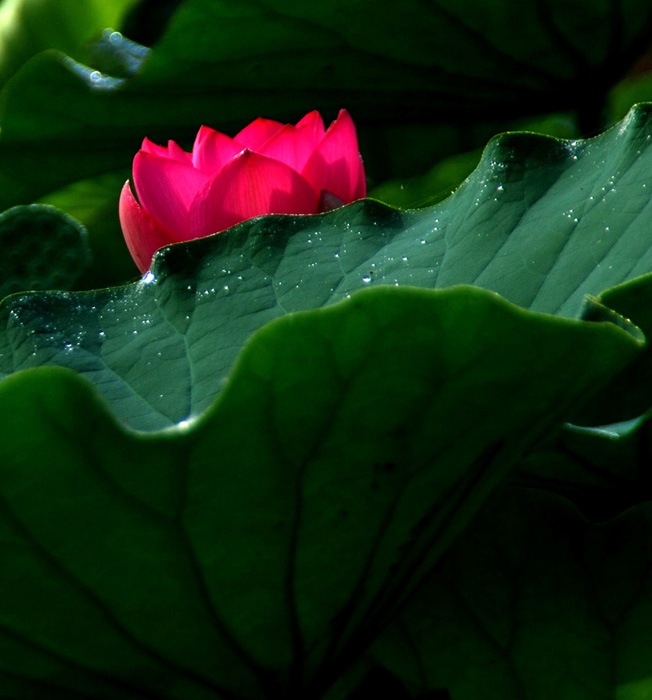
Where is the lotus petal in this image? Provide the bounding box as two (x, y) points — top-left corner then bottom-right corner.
(119, 181), (176, 273)
(302, 109), (366, 203)
(189, 150), (318, 237)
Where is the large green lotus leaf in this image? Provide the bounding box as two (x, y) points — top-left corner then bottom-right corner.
(5, 104), (652, 429)
(0, 286), (639, 699)
(0, 0), (651, 211)
(366, 485), (652, 699)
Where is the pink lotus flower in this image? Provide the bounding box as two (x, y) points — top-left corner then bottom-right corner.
(120, 109), (366, 272)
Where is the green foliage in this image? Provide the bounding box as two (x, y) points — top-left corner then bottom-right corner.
(0, 0), (140, 84)
(368, 485), (652, 699)
(0, 204), (90, 297)
(0, 0), (648, 284)
(3, 106), (652, 430)
(1, 0), (652, 698)
(0, 286), (638, 698)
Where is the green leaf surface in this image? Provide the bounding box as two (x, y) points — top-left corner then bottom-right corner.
(0, 204), (90, 298)
(0, 285), (638, 699)
(41, 171), (137, 289)
(0, 0), (140, 85)
(0, 0), (651, 213)
(514, 421), (649, 521)
(571, 272), (652, 423)
(515, 334), (652, 521)
(369, 149), (483, 209)
(368, 113), (597, 209)
(5, 105), (652, 428)
(367, 485), (652, 699)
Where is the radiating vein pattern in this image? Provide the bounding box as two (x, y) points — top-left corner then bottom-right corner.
(2, 104), (652, 429)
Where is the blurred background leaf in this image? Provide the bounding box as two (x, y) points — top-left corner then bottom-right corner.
(0, 0), (141, 84)
(0, 204), (90, 297)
